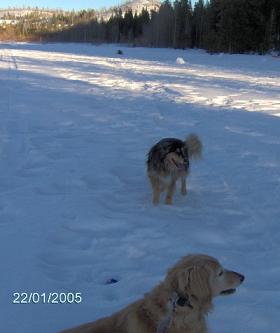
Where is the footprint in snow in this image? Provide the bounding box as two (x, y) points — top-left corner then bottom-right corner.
(105, 278), (119, 285)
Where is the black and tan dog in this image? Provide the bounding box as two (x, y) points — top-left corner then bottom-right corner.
(147, 134), (202, 205)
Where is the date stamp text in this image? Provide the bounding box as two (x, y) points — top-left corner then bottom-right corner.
(12, 292), (82, 304)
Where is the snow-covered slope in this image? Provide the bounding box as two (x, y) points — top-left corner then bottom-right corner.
(0, 43), (279, 333)
(97, 0), (161, 20)
(0, 8), (61, 18)
(121, 0), (161, 12)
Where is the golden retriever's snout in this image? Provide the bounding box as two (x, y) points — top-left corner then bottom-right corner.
(235, 272), (245, 283)
(229, 271), (245, 284)
(218, 270), (245, 296)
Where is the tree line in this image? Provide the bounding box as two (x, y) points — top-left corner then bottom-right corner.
(1, 1), (280, 54)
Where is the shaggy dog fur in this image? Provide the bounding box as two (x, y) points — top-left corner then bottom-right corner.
(147, 134), (202, 205)
(61, 254), (244, 333)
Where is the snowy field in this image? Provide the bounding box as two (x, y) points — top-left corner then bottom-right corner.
(0, 43), (279, 333)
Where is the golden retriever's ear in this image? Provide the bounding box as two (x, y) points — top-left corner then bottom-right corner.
(167, 266), (212, 302)
(188, 266), (212, 301)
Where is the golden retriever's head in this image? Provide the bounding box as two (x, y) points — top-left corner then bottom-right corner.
(166, 254), (244, 310)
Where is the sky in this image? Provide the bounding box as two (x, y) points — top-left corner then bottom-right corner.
(0, 0), (197, 11)
(0, 0), (124, 11)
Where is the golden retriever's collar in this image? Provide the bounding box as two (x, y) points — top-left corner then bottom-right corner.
(172, 292), (193, 310)
(156, 293), (193, 333)
(176, 295), (193, 309)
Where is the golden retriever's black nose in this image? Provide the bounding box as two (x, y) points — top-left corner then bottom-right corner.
(232, 271), (245, 282)
(236, 273), (245, 282)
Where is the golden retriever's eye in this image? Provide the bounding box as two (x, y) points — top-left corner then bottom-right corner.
(218, 271), (224, 276)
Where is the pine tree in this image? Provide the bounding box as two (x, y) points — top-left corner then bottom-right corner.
(193, 0), (207, 48)
(173, 0), (192, 48)
(156, 0), (174, 47)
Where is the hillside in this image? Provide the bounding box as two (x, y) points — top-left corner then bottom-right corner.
(117, 0), (161, 13)
(97, 0), (161, 21)
(0, 8), (62, 18)
(0, 0), (161, 20)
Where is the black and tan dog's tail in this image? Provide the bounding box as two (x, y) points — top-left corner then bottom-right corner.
(185, 134), (202, 160)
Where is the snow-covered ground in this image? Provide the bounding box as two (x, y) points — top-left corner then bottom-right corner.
(0, 43), (279, 333)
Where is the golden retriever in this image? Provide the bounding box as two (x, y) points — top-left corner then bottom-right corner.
(61, 254), (244, 333)
(147, 134), (202, 205)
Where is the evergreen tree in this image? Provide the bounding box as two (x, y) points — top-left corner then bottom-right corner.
(1, 1), (279, 53)
(193, 0), (207, 48)
(173, 0), (192, 48)
(157, 0), (175, 47)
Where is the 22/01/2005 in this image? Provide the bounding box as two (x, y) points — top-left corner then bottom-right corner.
(12, 292), (82, 304)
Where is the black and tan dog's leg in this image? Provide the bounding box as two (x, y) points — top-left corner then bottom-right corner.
(165, 178), (176, 205)
(181, 177), (187, 195)
(149, 175), (161, 205)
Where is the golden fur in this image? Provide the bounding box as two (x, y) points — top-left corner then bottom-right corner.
(61, 254), (244, 333)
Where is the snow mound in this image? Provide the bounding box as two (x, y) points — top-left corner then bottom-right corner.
(176, 57), (186, 64)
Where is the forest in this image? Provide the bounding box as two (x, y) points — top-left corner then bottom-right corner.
(1, 0), (280, 54)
